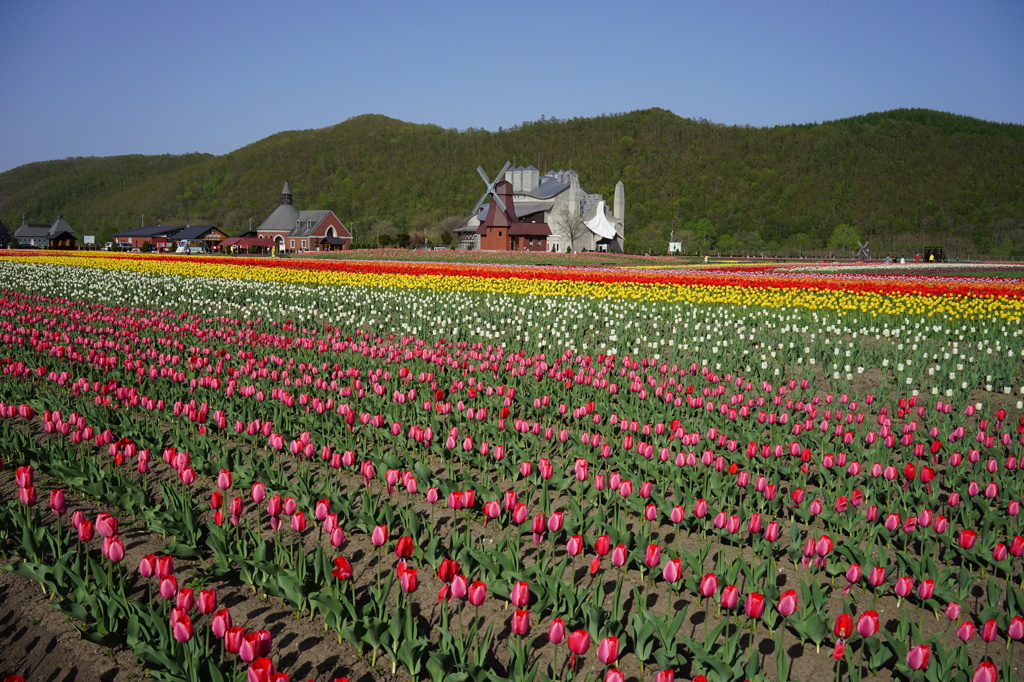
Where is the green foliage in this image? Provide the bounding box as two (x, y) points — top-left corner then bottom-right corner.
(827, 223), (863, 254)
(2, 108), (1023, 257)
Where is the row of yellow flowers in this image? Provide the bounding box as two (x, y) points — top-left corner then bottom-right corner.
(4, 252), (1021, 322)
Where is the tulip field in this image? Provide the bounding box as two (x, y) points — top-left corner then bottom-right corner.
(1, 251), (1023, 682)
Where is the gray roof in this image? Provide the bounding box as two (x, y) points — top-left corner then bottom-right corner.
(282, 181), (291, 195)
(15, 223), (53, 238)
(175, 225), (220, 240)
(529, 175), (570, 199)
(257, 203), (300, 233)
(291, 210), (332, 237)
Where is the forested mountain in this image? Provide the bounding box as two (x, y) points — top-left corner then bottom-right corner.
(2, 108), (1022, 257)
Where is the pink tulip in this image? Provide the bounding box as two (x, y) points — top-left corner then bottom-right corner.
(700, 573), (718, 597)
(510, 581), (530, 608)
(973, 660), (997, 682)
(371, 524), (388, 547)
(720, 584), (738, 609)
(548, 618), (566, 644)
(906, 644), (930, 670)
(857, 610), (879, 637)
(777, 589), (797, 617)
(597, 636), (619, 664)
(468, 580), (487, 606)
(662, 558), (682, 583)
(510, 609), (530, 635)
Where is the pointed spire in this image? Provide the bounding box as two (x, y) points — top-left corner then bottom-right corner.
(281, 182), (292, 205)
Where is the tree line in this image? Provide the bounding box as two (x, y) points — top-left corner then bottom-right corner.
(1, 108), (1022, 258)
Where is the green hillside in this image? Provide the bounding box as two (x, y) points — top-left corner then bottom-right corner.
(2, 108), (1023, 258)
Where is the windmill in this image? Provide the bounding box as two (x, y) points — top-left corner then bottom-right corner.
(857, 241), (871, 261)
(470, 162), (511, 218)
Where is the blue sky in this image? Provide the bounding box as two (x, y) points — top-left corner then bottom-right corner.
(1, 0), (1022, 173)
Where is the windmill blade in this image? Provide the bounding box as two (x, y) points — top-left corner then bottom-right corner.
(495, 160), (511, 180)
(477, 166), (491, 185)
(491, 193), (507, 214)
(470, 191), (489, 217)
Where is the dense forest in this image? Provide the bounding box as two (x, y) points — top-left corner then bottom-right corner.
(1, 108), (1023, 258)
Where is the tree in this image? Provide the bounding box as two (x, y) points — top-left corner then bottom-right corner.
(827, 223), (863, 254)
(557, 205), (589, 252)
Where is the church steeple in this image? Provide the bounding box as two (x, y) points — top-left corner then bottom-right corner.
(281, 182), (293, 205)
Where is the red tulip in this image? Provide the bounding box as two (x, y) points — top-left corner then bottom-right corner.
(906, 644), (931, 670)
(437, 558), (460, 583)
(332, 556), (353, 581)
(247, 657), (274, 682)
(959, 529), (978, 549)
(395, 535), (414, 559)
(644, 544), (662, 568)
(832, 639), (846, 660)
(980, 619), (998, 643)
(654, 671), (675, 682)
(290, 512), (306, 532)
(224, 626), (246, 654)
(510, 609), (530, 635)
(594, 535), (611, 556)
(744, 592), (765, 619)
(156, 555), (174, 579)
(568, 628), (590, 654)
(833, 613), (853, 639)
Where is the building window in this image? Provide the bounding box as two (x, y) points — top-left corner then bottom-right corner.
(301, 240), (306, 249)
(498, 231), (502, 237)
(289, 239), (295, 249)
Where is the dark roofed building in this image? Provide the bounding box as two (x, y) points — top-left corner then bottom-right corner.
(0, 218), (11, 249)
(112, 225), (227, 251)
(14, 215), (77, 249)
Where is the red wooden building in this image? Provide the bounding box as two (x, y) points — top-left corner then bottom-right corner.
(475, 180), (551, 251)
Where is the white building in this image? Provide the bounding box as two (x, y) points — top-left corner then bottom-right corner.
(458, 166), (624, 252)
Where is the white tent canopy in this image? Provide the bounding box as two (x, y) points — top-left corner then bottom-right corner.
(584, 200), (619, 240)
